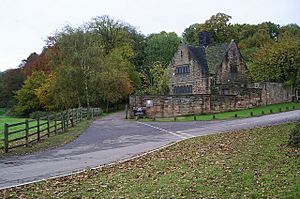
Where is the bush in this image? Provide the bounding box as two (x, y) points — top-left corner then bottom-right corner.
(0, 108), (7, 116)
(289, 122), (300, 147)
(29, 111), (48, 119)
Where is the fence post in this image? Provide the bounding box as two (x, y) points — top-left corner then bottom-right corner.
(25, 119), (29, 147)
(61, 113), (65, 132)
(67, 110), (70, 129)
(194, 115), (197, 121)
(71, 109), (74, 127)
(47, 116), (50, 137)
(4, 123), (9, 153)
(91, 108), (94, 119)
(37, 118), (40, 141)
(75, 109), (78, 123)
(54, 114), (57, 135)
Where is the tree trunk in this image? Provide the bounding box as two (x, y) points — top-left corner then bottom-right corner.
(77, 96), (81, 108)
(84, 79), (90, 107)
(106, 101), (109, 113)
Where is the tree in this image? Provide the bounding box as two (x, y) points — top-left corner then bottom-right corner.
(0, 72), (4, 107)
(238, 29), (274, 62)
(14, 71), (46, 116)
(144, 31), (180, 66)
(92, 48), (133, 112)
(195, 13), (233, 45)
(0, 69), (24, 108)
(248, 33), (300, 88)
(136, 62), (169, 95)
(182, 23), (200, 45)
(41, 15), (136, 111)
(149, 62), (169, 95)
(56, 25), (104, 108)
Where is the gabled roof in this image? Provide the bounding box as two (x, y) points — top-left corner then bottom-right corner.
(185, 40), (235, 75)
(187, 45), (208, 74)
(205, 43), (229, 74)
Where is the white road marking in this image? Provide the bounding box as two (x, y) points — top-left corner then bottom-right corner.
(137, 121), (192, 139)
(175, 131), (195, 138)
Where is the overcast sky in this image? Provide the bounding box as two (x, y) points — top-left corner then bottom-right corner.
(0, 0), (299, 71)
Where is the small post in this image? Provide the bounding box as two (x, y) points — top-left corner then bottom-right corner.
(25, 119), (29, 147)
(125, 104), (128, 119)
(194, 115), (197, 121)
(270, 109), (273, 114)
(4, 123), (9, 153)
(234, 113), (238, 118)
(213, 115), (216, 119)
(37, 118), (40, 141)
(47, 116), (50, 137)
(91, 108), (94, 119)
(250, 112), (253, 117)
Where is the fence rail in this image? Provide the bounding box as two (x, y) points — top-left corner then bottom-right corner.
(1, 107), (102, 153)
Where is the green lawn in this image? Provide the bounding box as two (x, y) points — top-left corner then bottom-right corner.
(142, 102), (300, 122)
(2, 123), (300, 198)
(0, 119), (89, 157)
(0, 116), (53, 149)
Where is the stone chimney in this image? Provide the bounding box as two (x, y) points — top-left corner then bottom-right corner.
(198, 31), (211, 47)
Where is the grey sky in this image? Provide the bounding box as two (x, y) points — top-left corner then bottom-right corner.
(0, 0), (299, 71)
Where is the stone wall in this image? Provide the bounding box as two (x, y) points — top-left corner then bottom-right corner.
(248, 82), (295, 105)
(129, 82), (295, 118)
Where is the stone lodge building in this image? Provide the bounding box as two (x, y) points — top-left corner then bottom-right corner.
(129, 32), (296, 118)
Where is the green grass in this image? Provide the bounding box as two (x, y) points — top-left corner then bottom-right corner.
(2, 123), (300, 198)
(0, 119), (90, 157)
(142, 102), (300, 122)
(0, 112), (103, 156)
(0, 117), (54, 150)
(0, 116), (29, 133)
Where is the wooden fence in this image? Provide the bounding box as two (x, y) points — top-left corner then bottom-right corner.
(1, 107), (102, 153)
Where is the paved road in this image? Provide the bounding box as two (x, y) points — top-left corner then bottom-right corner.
(0, 110), (300, 189)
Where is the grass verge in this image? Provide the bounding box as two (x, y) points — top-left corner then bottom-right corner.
(141, 102), (300, 122)
(2, 123), (300, 198)
(0, 119), (89, 158)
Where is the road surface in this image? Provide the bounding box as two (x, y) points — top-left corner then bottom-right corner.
(0, 110), (299, 189)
